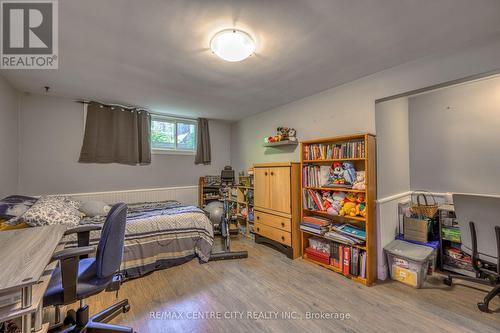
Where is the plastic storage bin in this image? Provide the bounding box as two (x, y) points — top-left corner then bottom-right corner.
(384, 239), (434, 288)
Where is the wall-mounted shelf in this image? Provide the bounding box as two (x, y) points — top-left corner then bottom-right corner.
(263, 140), (298, 147)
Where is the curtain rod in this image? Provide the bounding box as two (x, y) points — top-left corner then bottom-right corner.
(75, 100), (198, 121)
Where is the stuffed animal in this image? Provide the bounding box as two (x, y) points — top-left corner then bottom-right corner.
(339, 192), (357, 217)
(356, 202), (366, 217)
(342, 162), (357, 185)
(327, 191), (345, 216)
(352, 171), (366, 190)
(330, 162), (345, 185)
(322, 191), (333, 211)
(288, 128), (297, 141)
(353, 193), (366, 217)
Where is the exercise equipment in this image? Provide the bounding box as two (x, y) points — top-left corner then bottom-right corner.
(207, 166), (248, 261)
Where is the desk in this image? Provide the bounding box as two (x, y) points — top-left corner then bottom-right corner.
(0, 225), (66, 333)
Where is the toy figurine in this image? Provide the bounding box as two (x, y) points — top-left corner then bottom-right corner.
(339, 192), (357, 217)
(331, 162), (345, 185)
(352, 171), (366, 190)
(342, 161), (357, 185)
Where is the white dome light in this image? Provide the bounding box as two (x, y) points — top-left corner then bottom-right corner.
(210, 29), (255, 62)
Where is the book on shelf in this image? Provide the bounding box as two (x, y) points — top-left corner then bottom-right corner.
(303, 189), (325, 211)
(303, 215), (331, 226)
(332, 243), (342, 269)
(300, 224), (328, 235)
(350, 247), (359, 276)
(305, 141), (365, 160)
(360, 251), (367, 279)
(343, 246), (351, 276)
(331, 243), (365, 278)
(331, 224), (366, 241)
(324, 228), (365, 246)
(302, 165), (331, 187)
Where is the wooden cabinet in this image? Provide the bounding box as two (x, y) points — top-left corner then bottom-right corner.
(254, 168), (269, 209)
(253, 162), (300, 259)
(254, 166), (291, 214)
(269, 167), (291, 214)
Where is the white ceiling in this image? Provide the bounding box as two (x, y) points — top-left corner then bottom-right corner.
(2, 0), (500, 121)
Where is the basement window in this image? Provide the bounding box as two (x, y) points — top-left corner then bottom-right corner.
(151, 116), (197, 154)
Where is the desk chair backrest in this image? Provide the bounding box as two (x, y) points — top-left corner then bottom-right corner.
(95, 203), (127, 278)
(453, 194), (500, 263)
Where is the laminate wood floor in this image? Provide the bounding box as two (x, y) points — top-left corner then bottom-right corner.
(84, 238), (500, 333)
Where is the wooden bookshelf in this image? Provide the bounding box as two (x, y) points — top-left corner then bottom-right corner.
(198, 176), (221, 208)
(235, 184), (255, 239)
(300, 133), (377, 286)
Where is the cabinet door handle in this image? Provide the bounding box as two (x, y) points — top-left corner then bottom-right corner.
(281, 222), (285, 227)
(257, 227), (260, 232)
(264, 172), (268, 176)
(281, 236), (285, 241)
(270, 171), (274, 176)
(257, 216), (260, 220)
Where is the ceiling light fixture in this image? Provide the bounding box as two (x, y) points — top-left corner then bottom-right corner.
(210, 29), (255, 62)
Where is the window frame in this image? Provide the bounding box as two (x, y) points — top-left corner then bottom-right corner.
(150, 115), (197, 155)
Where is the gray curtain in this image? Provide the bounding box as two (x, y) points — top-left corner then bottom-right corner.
(79, 102), (151, 165)
(195, 118), (211, 165)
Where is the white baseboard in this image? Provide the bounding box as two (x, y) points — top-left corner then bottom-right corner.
(61, 186), (199, 206)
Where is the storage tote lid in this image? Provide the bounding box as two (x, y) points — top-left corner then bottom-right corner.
(384, 239), (434, 262)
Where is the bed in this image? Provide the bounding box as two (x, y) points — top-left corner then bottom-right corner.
(0, 195), (214, 279)
(73, 201), (214, 279)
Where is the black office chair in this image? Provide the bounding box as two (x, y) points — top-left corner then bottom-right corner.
(443, 194), (500, 313)
(44, 203), (133, 332)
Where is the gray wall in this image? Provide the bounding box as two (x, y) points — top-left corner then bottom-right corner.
(409, 75), (500, 195)
(230, 38), (500, 182)
(375, 97), (410, 199)
(18, 94), (231, 195)
(230, 38), (500, 280)
(0, 76), (19, 198)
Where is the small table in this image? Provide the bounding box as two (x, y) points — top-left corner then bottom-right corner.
(0, 225), (66, 333)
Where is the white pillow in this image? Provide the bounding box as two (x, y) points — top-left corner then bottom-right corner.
(79, 201), (111, 217)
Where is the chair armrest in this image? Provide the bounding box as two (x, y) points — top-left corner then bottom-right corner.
(64, 225), (102, 249)
(52, 246), (96, 262)
(51, 246), (96, 304)
(64, 225), (102, 236)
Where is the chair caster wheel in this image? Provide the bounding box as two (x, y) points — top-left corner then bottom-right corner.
(477, 302), (490, 313)
(123, 304), (130, 313)
(443, 277), (452, 286)
(64, 309), (77, 325)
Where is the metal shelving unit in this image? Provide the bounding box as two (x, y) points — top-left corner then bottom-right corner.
(438, 205), (475, 278)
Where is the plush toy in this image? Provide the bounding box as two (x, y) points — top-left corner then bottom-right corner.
(322, 191), (333, 211)
(356, 202), (366, 217)
(339, 192), (357, 217)
(352, 171), (366, 190)
(330, 162), (345, 185)
(327, 191), (345, 216)
(288, 128), (297, 141)
(342, 161), (357, 185)
(353, 193), (366, 217)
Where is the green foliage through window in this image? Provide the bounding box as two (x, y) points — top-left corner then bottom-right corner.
(151, 117), (196, 151)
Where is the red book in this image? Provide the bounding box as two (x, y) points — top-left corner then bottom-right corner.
(343, 246), (351, 276)
(303, 216), (330, 226)
(308, 189), (323, 210)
